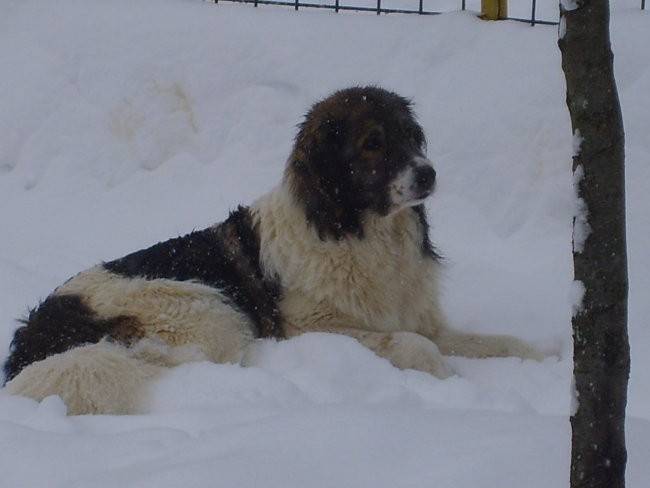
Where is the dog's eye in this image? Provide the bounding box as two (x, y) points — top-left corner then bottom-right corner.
(362, 131), (384, 152)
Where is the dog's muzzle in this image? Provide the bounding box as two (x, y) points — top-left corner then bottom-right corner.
(412, 163), (436, 199)
(389, 157), (436, 210)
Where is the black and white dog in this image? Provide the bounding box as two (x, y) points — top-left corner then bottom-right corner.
(3, 87), (541, 414)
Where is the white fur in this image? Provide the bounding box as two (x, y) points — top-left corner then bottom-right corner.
(389, 156), (434, 210)
(4, 341), (160, 415)
(4, 337), (218, 415)
(251, 184), (541, 377)
(55, 267), (254, 364)
(5, 269), (255, 414)
(252, 185), (443, 335)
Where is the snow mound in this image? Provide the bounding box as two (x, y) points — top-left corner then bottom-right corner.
(1, 0), (649, 486)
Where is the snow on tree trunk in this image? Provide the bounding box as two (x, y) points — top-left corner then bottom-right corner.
(558, 1), (630, 487)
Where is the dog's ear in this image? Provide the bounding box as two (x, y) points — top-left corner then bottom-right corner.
(287, 115), (356, 240)
(321, 117), (345, 144)
(305, 116), (346, 168)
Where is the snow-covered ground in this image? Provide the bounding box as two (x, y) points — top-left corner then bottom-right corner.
(1, 0), (648, 486)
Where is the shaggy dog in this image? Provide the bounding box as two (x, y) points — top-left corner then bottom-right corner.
(3, 86), (541, 414)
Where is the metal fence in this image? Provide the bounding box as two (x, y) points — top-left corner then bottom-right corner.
(212, 0), (646, 26)
(215, 0), (444, 17)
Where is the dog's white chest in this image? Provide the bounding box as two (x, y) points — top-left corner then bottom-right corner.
(253, 188), (436, 333)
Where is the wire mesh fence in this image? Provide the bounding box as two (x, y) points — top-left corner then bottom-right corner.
(212, 0), (646, 26)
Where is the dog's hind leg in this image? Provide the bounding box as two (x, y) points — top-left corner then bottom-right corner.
(4, 340), (161, 415)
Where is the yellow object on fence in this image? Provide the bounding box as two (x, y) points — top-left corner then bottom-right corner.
(481, 0), (508, 20)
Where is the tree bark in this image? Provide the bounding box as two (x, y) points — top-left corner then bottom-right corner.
(558, 1), (630, 487)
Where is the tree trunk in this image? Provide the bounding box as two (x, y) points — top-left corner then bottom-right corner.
(558, 1), (630, 487)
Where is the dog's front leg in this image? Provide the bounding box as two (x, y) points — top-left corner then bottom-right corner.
(285, 322), (453, 379)
(433, 327), (544, 361)
(355, 330), (454, 379)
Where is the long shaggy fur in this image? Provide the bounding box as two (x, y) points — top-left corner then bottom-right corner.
(3, 86), (541, 414)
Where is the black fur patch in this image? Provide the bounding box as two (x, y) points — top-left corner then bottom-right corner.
(413, 204), (441, 260)
(3, 294), (141, 383)
(103, 206), (282, 339)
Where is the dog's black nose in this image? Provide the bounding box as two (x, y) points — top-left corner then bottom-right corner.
(414, 165), (436, 195)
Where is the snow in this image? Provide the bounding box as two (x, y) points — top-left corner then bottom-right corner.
(559, 15), (567, 39)
(572, 129), (583, 157)
(569, 280), (586, 317)
(572, 164), (590, 254)
(560, 0), (582, 13)
(1, 0), (649, 486)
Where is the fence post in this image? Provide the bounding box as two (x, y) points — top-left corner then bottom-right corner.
(481, 0), (507, 20)
(531, 0), (536, 25)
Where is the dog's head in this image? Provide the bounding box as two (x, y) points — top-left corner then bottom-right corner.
(285, 86), (436, 240)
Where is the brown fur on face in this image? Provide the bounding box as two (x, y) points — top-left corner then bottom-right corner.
(285, 86), (430, 240)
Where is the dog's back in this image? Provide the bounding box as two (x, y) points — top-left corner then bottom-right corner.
(3, 207), (282, 413)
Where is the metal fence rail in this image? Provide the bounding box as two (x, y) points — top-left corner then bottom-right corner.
(215, 0), (442, 16)
(212, 0), (646, 26)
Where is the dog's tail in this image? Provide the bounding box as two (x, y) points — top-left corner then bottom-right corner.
(4, 340), (160, 415)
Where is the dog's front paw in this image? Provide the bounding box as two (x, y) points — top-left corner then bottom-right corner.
(500, 336), (545, 361)
(379, 331), (453, 379)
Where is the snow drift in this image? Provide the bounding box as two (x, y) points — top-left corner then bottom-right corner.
(1, 0), (648, 486)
